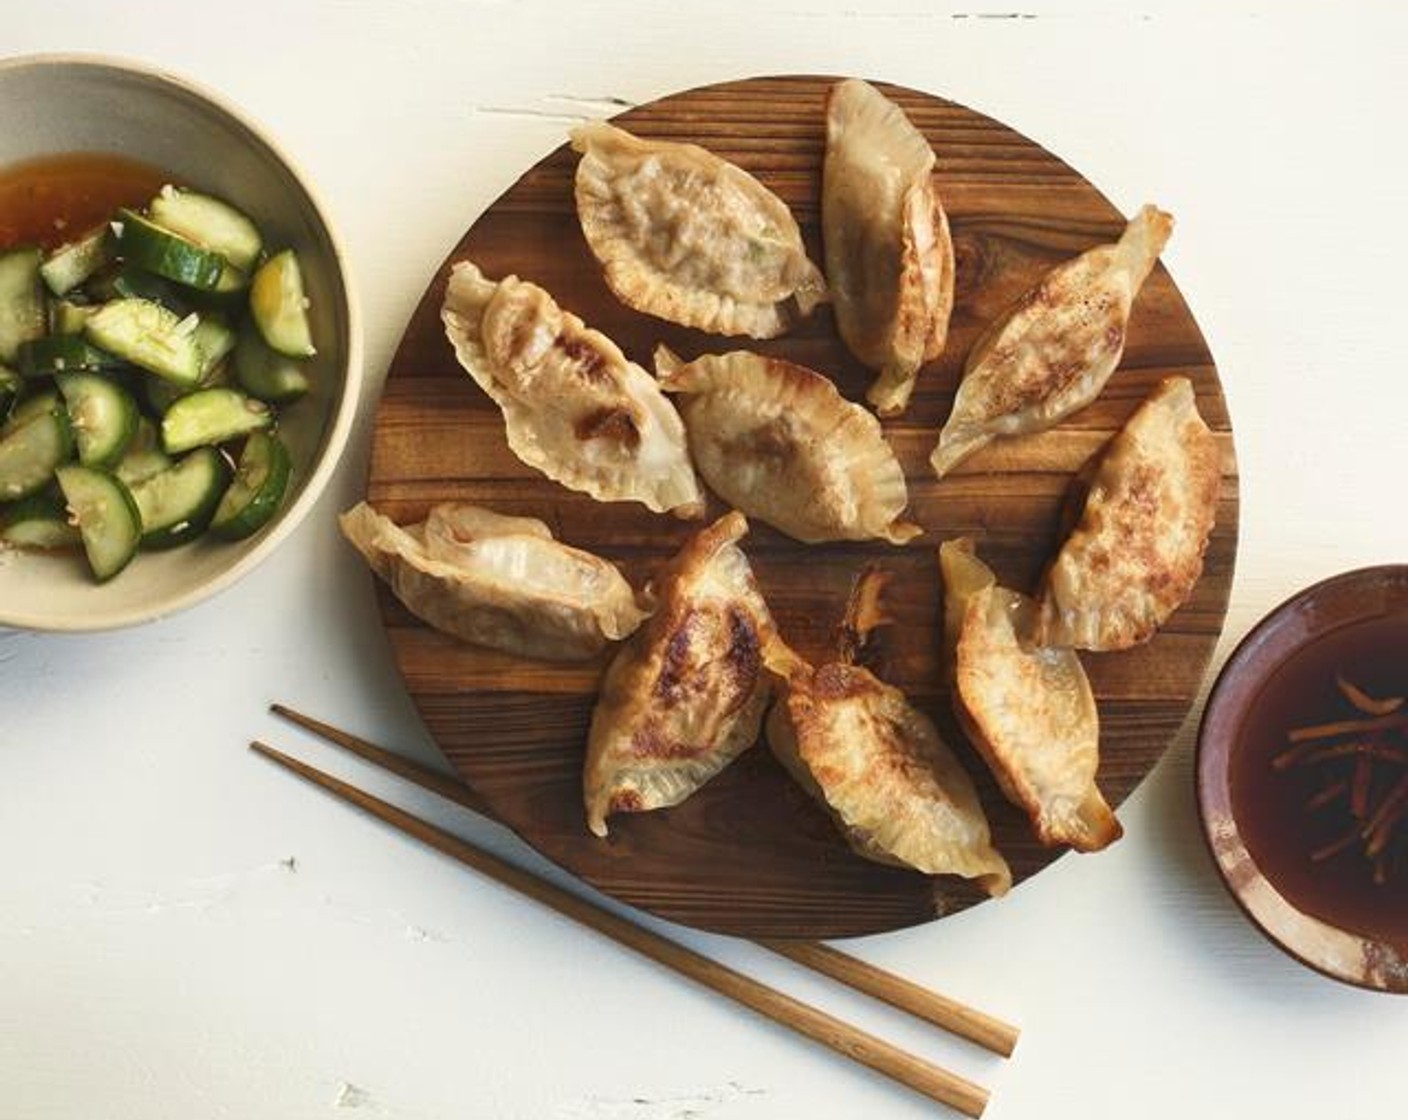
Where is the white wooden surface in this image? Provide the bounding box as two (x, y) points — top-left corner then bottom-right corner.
(3, 3), (1407, 1117)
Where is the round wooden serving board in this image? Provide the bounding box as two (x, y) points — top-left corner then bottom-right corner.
(368, 76), (1239, 939)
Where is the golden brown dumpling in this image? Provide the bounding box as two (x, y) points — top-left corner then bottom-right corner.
(441, 261), (703, 518)
(823, 78), (955, 416)
(931, 204), (1174, 477)
(764, 571), (1011, 895)
(655, 346), (921, 545)
(1036, 375), (1220, 651)
(339, 501), (648, 661)
(571, 120), (826, 338)
(940, 539), (1121, 852)
(583, 512), (776, 837)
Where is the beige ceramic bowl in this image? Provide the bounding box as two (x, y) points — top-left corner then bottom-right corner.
(0, 53), (361, 631)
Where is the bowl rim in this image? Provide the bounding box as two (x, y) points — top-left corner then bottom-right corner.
(0, 51), (363, 632)
(1195, 563), (1408, 993)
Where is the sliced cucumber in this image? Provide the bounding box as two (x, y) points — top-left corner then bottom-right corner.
(115, 208), (226, 291)
(212, 262), (249, 295)
(16, 334), (123, 379)
(111, 267), (193, 316)
(143, 354), (232, 416)
(84, 298), (203, 385)
(129, 445), (231, 549)
(0, 365), (19, 421)
(57, 371), (139, 468)
(234, 322), (310, 403)
(3, 389), (60, 436)
(0, 246), (47, 363)
(0, 405), (74, 501)
(51, 300), (94, 335)
(210, 431), (291, 540)
(193, 316), (236, 378)
(161, 386), (272, 453)
(114, 416), (173, 486)
(0, 489), (80, 550)
(148, 186), (263, 273)
(250, 250), (315, 357)
(54, 464), (141, 580)
(40, 225), (113, 296)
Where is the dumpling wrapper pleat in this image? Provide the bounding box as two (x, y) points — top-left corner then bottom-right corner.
(763, 572), (1011, 896)
(441, 261), (703, 518)
(823, 78), (955, 416)
(583, 511), (777, 837)
(572, 120), (826, 339)
(941, 538), (1121, 852)
(931, 204), (1173, 478)
(656, 346), (921, 546)
(1035, 375), (1220, 651)
(340, 500), (648, 662)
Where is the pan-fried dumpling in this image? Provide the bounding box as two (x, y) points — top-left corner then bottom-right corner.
(764, 571), (1011, 895)
(940, 539), (1121, 852)
(584, 512), (776, 837)
(823, 78), (955, 416)
(1036, 375), (1220, 651)
(655, 346), (921, 545)
(441, 261), (703, 518)
(931, 204), (1174, 477)
(571, 120), (826, 338)
(339, 501), (648, 661)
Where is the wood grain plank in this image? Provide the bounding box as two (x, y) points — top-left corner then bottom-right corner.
(367, 76), (1239, 938)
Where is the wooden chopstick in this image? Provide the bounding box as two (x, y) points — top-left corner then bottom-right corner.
(250, 737), (993, 1117)
(269, 703), (1020, 1059)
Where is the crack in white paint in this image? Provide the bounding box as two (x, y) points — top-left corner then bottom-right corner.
(71, 858), (298, 917)
(475, 105), (603, 122)
(475, 91), (636, 123)
(403, 923), (451, 944)
(546, 93), (635, 109)
(332, 1080), (436, 1117)
(556, 1082), (765, 1120)
(334, 1082), (378, 1110)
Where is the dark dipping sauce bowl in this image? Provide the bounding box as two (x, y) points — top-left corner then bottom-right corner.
(1197, 565), (1408, 993)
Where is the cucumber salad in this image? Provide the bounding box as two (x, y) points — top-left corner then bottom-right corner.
(0, 185), (309, 581)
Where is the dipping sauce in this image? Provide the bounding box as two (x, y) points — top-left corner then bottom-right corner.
(0, 151), (167, 251)
(1230, 615), (1408, 941)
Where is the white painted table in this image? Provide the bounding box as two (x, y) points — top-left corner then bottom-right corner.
(3, 3), (1407, 1117)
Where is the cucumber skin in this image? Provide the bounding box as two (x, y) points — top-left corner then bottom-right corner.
(0, 247), (47, 364)
(56, 371), (140, 469)
(54, 464), (142, 582)
(84, 298), (204, 386)
(0, 489), (81, 550)
(234, 324), (310, 404)
(116, 209), (226, 291)
(0, 406), (74, 502)
(16, 335), (124, 379)
(161, 387), (273, 454)
(250, 251), (316, 358)
(114, 417), (174, 487)
(210, 431), (292, 540)
(131, 446), (232, 550)
(148, 188), (263, 274)
(40, 226), (114, 297)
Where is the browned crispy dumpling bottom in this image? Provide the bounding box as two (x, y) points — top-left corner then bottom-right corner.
(941, 538), (1121, 852)
(583, 512), (777, 837)
(931, 204), (1173, 478)
(1037, 375), (1220, 651)
(441, 261), (703, 518)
